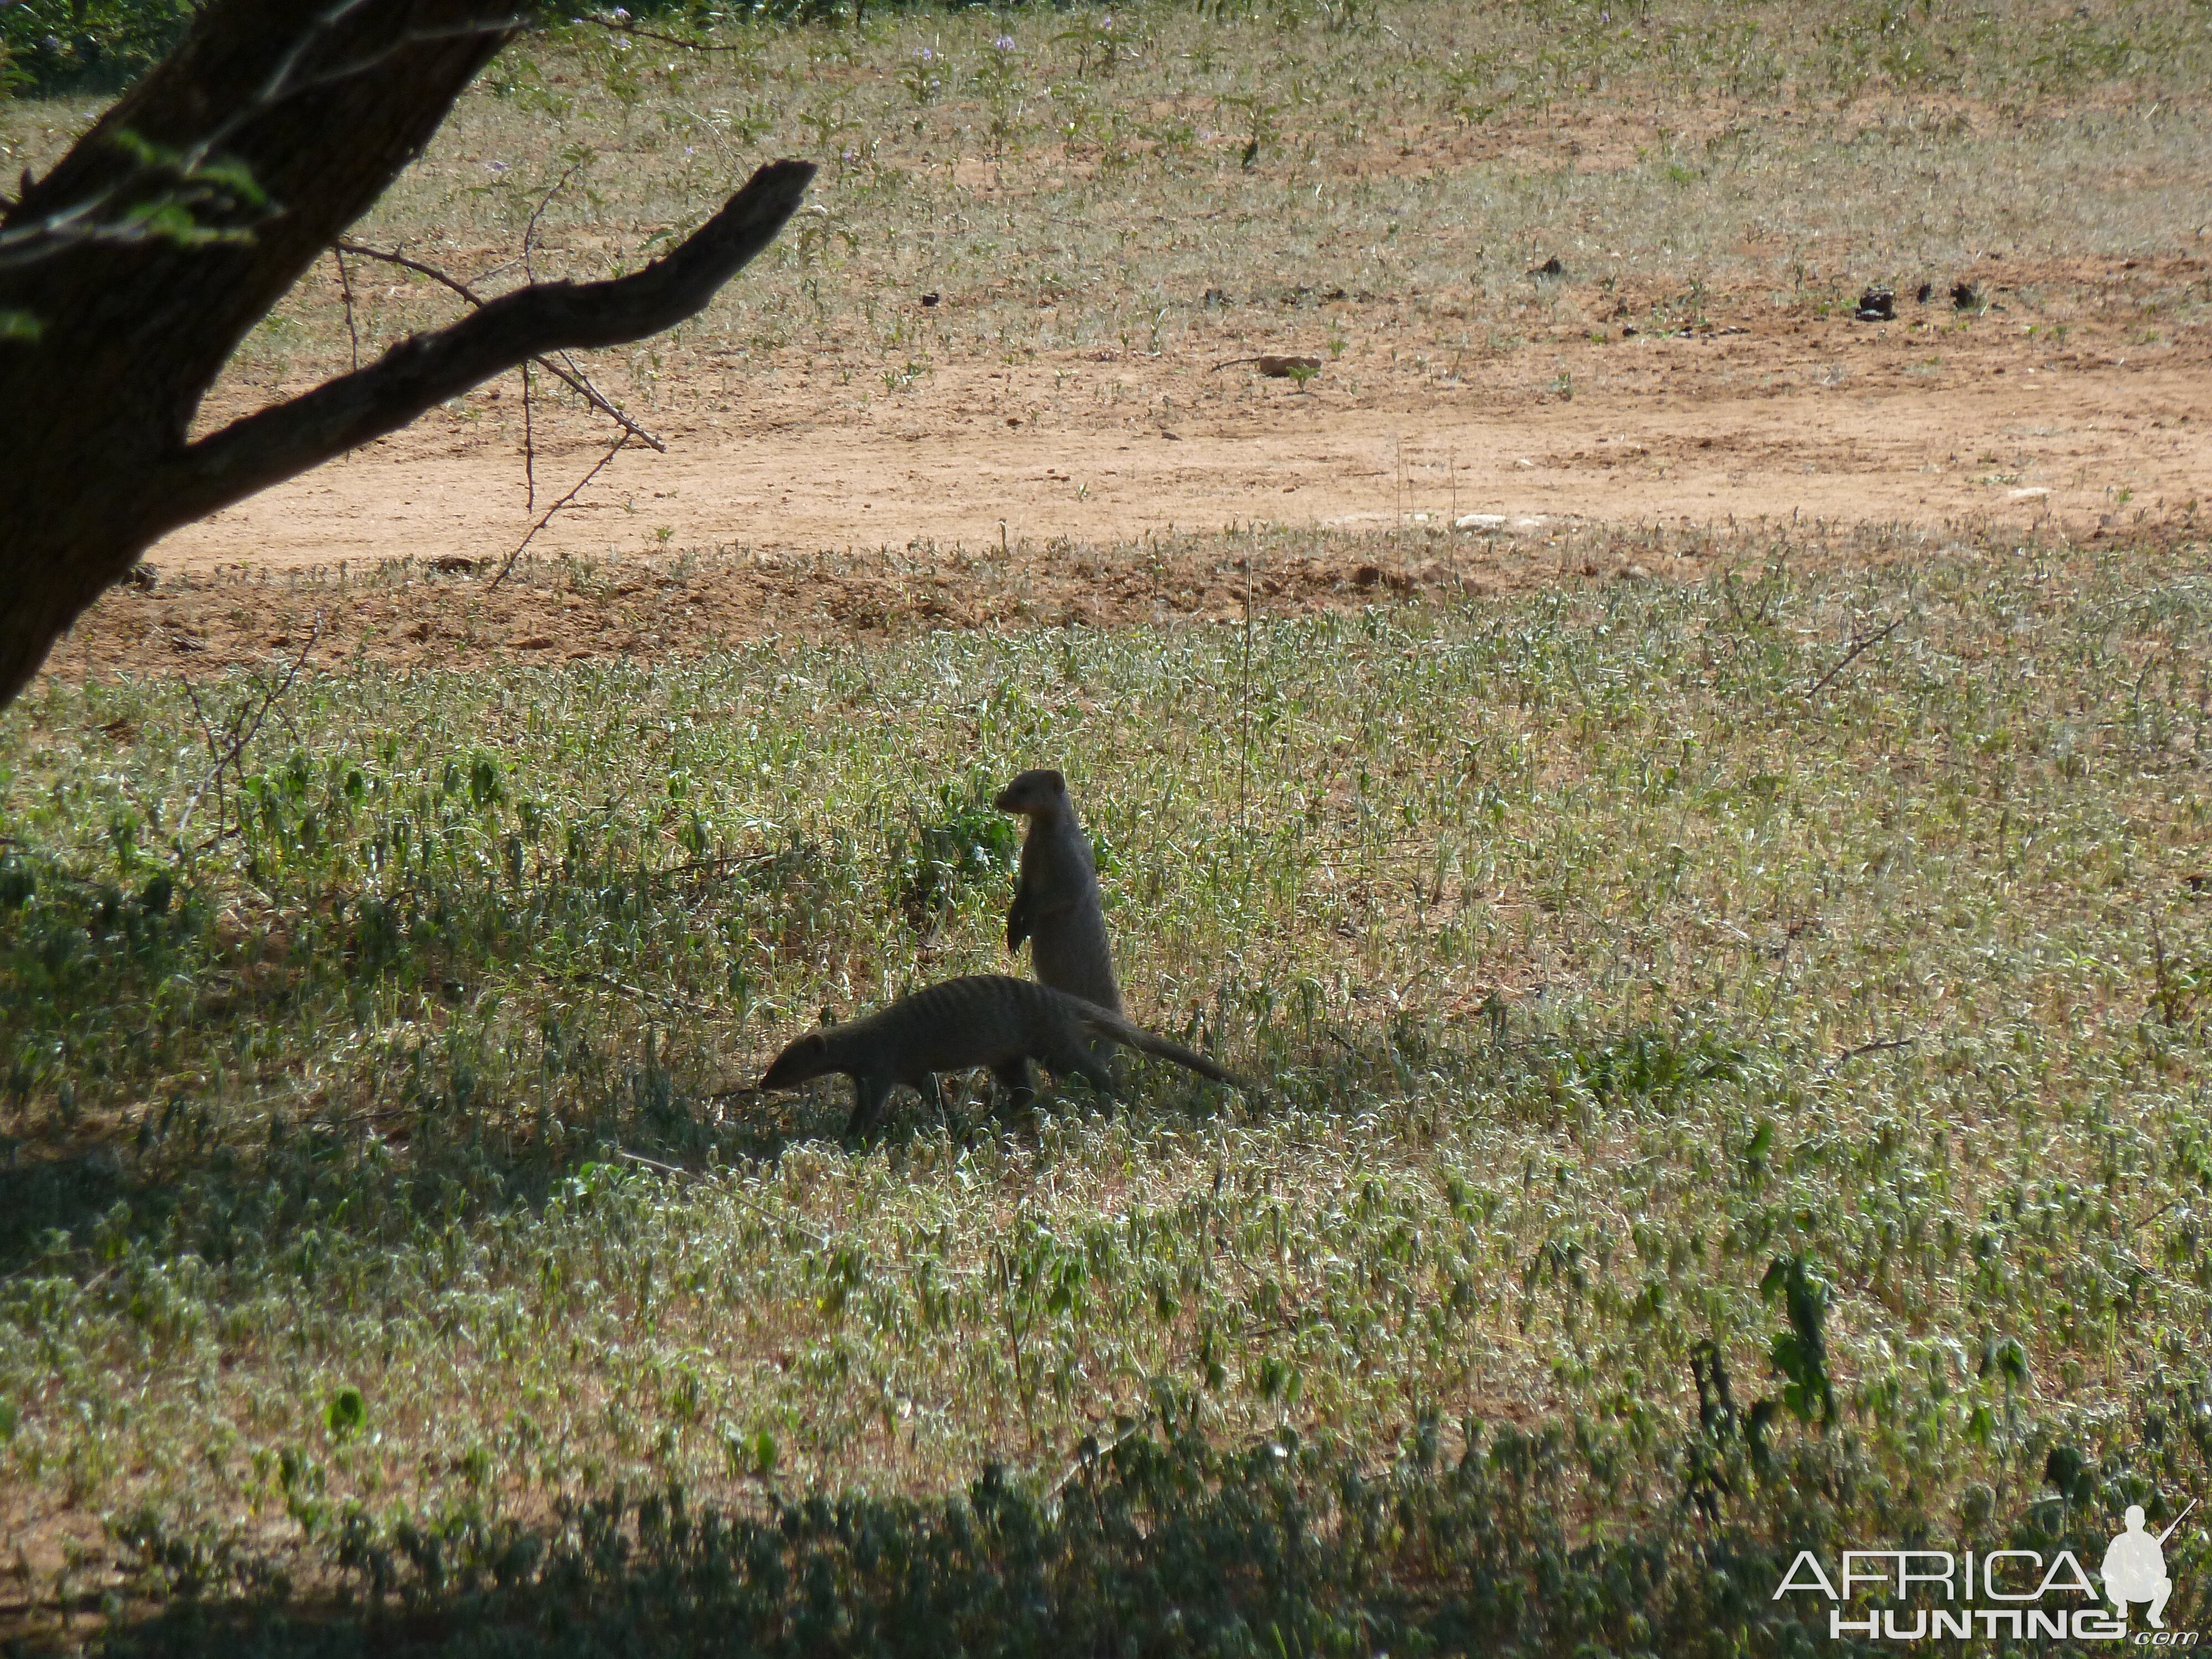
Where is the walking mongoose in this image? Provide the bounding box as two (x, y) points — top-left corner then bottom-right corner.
(1208, 355), (1322, 378)
(995, 768), (1121, 1014)
(758, 975), (1248, 1138)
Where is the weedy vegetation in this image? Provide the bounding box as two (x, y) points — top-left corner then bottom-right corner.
(2, 525), (2209, 1650)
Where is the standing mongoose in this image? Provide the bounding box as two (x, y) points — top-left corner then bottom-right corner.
(758, 975), (1247, 1138)
(995, 768), (1121, 1014)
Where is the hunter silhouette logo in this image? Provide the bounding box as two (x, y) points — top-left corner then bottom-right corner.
(2105, 1501), (2193, 1631)
(1771, 1495), (2200, 1642)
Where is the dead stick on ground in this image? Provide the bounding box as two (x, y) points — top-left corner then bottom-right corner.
(1807, 615), (1906, 698)
(1824, 1032), (1919, 1072)
(614, 1150), (834, 1248)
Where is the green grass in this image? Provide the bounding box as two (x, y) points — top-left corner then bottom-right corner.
(2, 525), (2209, 1648)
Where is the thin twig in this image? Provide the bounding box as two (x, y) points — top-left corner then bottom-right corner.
(594, 16), (758, 53)
(522, 356), (536, 510)
(1049, 1419), (1153, 1497)
(613, 1150), (836, 1248)
(523, 159), (588, 281)
(1825, 1032), (1917, 1071)
(173, 615), (324, 847)
(1807, 615), (1906, 698)
(332, 245), (359, 373)
(332, 238), (483, 302)
(580, 969), (718, 1016)
(2131, 1197), (2188, 1233)
(622, 1144), (839, 1251)
(488, 431), (630, 591)
(540, 350), (665, 449)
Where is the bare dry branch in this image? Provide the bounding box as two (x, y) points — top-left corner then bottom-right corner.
(489, 430), (630, 591)
(174, 614), (325, 848)
(333, 238), (667, 448)
(1806, 614), (1907, 698)
(149, 158), (812, 534)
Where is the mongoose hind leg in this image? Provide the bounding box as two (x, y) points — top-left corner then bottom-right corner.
(1040, 1034), (1119, 1110)
(992, 1056), (1037, 1114)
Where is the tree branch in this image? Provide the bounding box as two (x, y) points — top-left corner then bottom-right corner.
(148, 157), (813, 534)
(333, 237), (667, 448)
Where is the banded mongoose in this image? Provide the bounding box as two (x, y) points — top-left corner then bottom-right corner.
(995, 768), (1121, 1014)
(758, 975), (1248, 1138)
(1208, 354), (1322, 379)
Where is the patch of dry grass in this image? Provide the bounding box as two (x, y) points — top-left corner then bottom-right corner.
(7, 0), (2206, 432)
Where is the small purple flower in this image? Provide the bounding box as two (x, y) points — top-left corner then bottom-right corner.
(842, 146), (858, 163)
(609, 5), (629, 17)
(916, 45), (934, 61)
(484, 159), (511, 173)
(994, 34), (1016, 50)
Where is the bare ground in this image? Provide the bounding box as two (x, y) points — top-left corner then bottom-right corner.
(46, 254), (2205, 685)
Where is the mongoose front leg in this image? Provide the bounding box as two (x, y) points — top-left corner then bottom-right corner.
(843, 1074), (892, 1139)
(927, 1073), (961, 1135)
(1006, 889), (1031, 952)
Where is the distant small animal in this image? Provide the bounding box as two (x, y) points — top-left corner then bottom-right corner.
(995, 767), (1120, 1014)
(758, 975), (1249, 1136)
(1209, 354), (1322, 378)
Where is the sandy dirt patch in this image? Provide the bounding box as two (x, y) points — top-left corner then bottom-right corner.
(152, 259), (2206, 574)
(49, 257), (2208, 686)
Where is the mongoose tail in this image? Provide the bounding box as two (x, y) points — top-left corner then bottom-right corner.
(1075, 1001), (1250, 1091)
(757, 976), (1248, 1137)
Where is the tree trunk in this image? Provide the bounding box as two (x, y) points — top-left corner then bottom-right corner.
(0, 1), (812, 708)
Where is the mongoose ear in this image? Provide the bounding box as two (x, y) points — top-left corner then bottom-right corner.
(1044, 769), (1066, 791)
(804, 1033), (827, 1056)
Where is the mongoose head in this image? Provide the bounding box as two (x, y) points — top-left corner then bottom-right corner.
(993, 768), (1068, 817)
(760, 1030), (837, 1091)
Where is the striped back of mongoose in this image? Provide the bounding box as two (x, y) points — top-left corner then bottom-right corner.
(994, 768), (1121, 1014)
(758, 975), (1246, 1137)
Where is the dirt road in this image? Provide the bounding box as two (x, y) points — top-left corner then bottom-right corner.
(154, 263), (2206, 575)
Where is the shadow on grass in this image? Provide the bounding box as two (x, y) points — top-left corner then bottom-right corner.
(101, 1426), (1822, 1659)
(1, 983), (1755, 1288)
(0, 1041), (1258, 1287)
